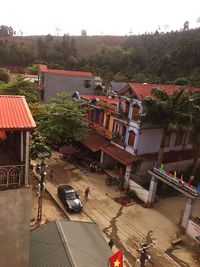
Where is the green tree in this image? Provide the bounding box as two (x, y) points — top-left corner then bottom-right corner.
(0, 68), (10, 83)
(174, 77), (191, 86)
(30, 130), (51, 160)
(141, 88), (191, 166)
(0, 77), (39, 103)
(0, 25), (14, 37)
(25, 64), (39, 75)
(37, 93), (88, 145)
(188, 91), (200, 176)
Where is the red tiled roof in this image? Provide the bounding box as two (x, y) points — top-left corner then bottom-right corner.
(81, 95), (117, 104)
(39, 64), (93, 77)
(0, 95), (36, 130)
(101, 143), (138, 165)
(129, 83), (200, 100)
(80, 131), (109, 152)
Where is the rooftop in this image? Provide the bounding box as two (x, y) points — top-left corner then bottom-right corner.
(30, 219), (112, 267)
(39, 64), (93, 77)
(0, 95), (36, 130)
(127, 83), (200, 100)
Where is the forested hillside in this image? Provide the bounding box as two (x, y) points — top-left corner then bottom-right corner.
(0, 25), (200, 85)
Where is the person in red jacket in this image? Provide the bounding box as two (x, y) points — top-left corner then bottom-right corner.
(84, 187), (90, 200)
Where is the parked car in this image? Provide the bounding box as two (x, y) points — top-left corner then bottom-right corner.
(57, 185), (83, 212)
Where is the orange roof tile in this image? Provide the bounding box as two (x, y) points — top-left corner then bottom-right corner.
(0, 95), (36, 130)
(39, 64), (93, 77)
(81, 95), (117, 104)
(129, 83), (200, 100)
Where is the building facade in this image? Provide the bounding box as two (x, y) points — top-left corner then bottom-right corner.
(38, 64), (95, 102)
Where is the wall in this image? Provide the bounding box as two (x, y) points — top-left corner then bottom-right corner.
(186, 219), (200, 243)
(129, 179), (149, 203)
(0, 188), (32, 267)
(43, 73), (95, 102)
(137, 128), (162, 154)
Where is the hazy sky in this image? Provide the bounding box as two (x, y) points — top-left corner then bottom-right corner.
(1, 0), (200, 36)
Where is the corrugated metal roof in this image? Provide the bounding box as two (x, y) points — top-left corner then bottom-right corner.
(30, 221), (74, 267)
(110, 82), (127, 92)
(60, 220), (112, 267)
(30, 219), (112, 267)
(0, 95), (36, 130)
(39, 64), (93, 77)
(101, 143), (138, 165)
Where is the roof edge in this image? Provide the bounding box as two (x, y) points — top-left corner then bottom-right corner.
(56, 219), (76, 267)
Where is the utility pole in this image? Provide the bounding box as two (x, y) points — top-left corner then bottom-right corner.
(37, 160), (47, 222)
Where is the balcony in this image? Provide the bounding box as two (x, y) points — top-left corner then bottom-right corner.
(115, 111), (130, 123)
(112, 134), (126, 148)
(0, 164), (25, 188)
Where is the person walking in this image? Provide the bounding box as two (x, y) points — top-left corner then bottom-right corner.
(84, 186), (90, 200)
(108, 238), (114, 249)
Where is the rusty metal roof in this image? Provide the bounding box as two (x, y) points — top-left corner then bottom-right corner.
(101, 143), (138, 165)
(0, 95), (36, 130)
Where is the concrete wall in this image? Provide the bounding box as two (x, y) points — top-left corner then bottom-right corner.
(129, 179), (149, 203)
(42, 73), (95, 102)
(0, 188), (32, 267)
(186, 219), (200, 243)
(137, 129), (192, 155)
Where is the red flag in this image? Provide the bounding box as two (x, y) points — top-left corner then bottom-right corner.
(109, 250), (123, 267)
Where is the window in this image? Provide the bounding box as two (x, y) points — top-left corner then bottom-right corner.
(164, 134), (171, 147)
(175, 133), (184, 146)
(132, 104), (140, 121)
(84, 80), (91, 88)
(105, 115), (110, 129)
(125, 101), (130, 114)
(128, 130), (136, 146)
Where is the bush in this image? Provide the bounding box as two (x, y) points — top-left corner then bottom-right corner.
(0, 68), (10, 83)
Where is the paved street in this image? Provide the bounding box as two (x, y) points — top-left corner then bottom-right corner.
(33, 152), (190, 267)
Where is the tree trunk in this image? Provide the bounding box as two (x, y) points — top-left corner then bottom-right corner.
(157, 131), (167, 167)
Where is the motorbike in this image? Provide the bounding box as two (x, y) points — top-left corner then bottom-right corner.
(105, 176), (119, 186)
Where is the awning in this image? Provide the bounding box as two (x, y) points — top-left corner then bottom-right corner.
(80, 131), (109, 152)
(101, 143), (138, 165)
(59, 145), (77, 155)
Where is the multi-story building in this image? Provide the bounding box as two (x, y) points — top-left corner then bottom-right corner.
(38, 64), (95, 102)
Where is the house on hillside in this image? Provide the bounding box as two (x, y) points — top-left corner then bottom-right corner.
(105, 81), (127, 96)
(30, 219), (112, 267)
(38, 64), (95, 102)
(0, 95), (36, 187)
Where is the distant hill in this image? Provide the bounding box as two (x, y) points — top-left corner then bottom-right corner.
(0, 29), (200, 85)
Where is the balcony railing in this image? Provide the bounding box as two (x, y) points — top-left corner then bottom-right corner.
(112, 134), (126, 147)
(0, 164), (25, 187)
(115, 112), (130, 122)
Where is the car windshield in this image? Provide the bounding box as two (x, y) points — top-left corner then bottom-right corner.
(66, 192), (77, 200)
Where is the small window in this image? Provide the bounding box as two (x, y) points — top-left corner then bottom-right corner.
(105, 115), (110, 129)
(175, 133), (184, 146)
(125, 101), (130, 114)
(132, 104), (139, 120)
(84, 80), (91, 88)
(128, 130), (136, 146)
